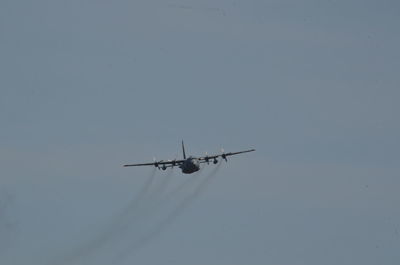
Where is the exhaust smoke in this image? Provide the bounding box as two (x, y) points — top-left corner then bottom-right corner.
(50, 163), (222, 265)
(112, 162), (223, 263)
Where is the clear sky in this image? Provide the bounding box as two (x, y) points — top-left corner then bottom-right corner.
(1, 0), (399, 264)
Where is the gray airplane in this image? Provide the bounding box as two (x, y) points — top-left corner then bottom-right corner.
(123, 141), (255, 174)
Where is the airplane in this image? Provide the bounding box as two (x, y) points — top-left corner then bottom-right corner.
(123, 141), (255, 174)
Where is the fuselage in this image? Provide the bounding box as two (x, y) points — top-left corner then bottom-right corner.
(179, 157), (200, 174)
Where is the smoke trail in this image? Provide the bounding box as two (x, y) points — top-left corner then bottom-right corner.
(124, 168), (157, 210)
(97, 168), (202, 248)
(112, 162), (223, 263)
(51, 169), (157, 265)
(58, 167), (198, 265)
(52, 168), (195, 265)
(133, 168), (201, 218)
(50, 163), (219, 265)
(151, 168), (174, 199)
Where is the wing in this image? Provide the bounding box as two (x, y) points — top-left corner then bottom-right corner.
(198, 148), (255, 163)
(123, 159), (184, 168)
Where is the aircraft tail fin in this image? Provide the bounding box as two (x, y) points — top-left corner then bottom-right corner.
(182, 140), (186, 159)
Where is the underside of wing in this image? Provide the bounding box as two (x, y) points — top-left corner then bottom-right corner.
(123, 159), (184, 167)
(198, 149), (255, 162)
(123, 162), (157, 167)
(224, 149), (256, 157)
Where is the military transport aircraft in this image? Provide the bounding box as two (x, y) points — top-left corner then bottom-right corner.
(123, 141), (255, 174)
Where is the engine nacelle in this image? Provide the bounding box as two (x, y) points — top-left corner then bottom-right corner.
(213, 158), (218, 164)
(162, 165), (167, 170)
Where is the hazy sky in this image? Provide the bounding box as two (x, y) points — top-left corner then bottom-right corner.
(1, 0), (399, 264)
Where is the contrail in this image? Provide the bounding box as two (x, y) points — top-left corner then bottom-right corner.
(112, 162), (223, 263)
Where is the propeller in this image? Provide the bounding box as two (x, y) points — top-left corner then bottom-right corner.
(153, 157), (164, 169)
(166, 159), (177, 168)
(167, 153), (178, 168)
(172, 153), (178, 167)
(204, 151), (210, 164)
(221, 148), (227, 162)
(153, 157), (159, 169)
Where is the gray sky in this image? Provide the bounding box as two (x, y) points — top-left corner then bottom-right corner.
(1, 0), (399, 264)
